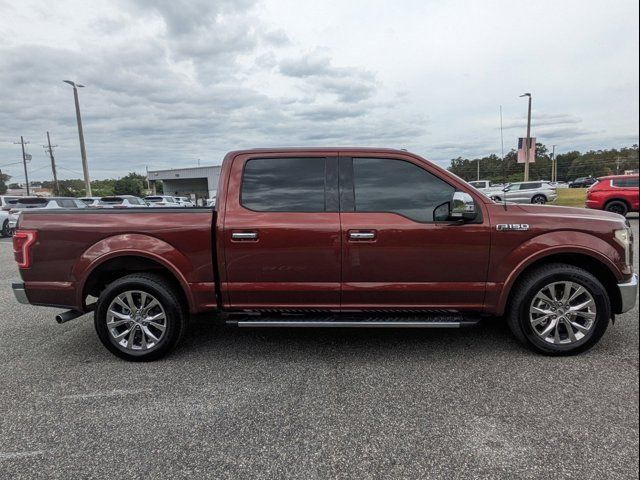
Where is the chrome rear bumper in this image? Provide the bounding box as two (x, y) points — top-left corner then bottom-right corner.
(618, 274), (638, 314)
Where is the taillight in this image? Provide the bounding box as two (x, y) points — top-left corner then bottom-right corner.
(13, 230), (37, 269)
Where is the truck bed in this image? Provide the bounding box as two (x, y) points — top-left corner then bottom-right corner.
(17, 208), (217, 313)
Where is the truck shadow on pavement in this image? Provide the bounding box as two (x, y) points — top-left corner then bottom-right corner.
(175, 315), (527, 361)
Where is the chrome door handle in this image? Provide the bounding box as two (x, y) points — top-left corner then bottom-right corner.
(231, 232), (258, 240)
(349, 231), (376, 240)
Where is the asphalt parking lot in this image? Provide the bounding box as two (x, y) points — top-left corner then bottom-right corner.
(0, 219), (638, 479)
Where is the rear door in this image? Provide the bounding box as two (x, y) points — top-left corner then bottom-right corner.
(222, 152), (341, 310)
(338, 154), (491, 310)
(614, 176), (640, 211)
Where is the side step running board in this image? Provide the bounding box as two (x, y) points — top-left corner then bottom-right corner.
(226, 313), (480, 329)
(235, 320), (472, 328)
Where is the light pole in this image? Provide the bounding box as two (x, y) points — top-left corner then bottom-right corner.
(551, 145), (557, 182)
(520, 93), (532, 181)
(63, 80), (92, 196)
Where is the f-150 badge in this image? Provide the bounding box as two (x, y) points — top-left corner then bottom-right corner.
(496, 224), (530, 231)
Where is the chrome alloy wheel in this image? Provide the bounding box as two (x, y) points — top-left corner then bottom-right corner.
(529, 281), (597, 345)
(106, 290), (167, 351)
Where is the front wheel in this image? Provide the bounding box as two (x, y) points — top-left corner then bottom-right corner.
(531, 195), (547, 204)
(507, 263), (610, 355)
(94, 273), (186, 361)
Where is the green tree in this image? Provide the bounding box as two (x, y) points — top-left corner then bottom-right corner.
(0, 172), (9, 195)
(113, 172), (145, 196)
(447, 144), (639, 183)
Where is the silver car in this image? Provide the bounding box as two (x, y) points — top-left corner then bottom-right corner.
(489, 181), (558, 204)
(7, 197), (87, 231)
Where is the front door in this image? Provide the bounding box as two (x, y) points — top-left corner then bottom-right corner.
(339, 155), (491, 311)
(222, 153), (341, 310)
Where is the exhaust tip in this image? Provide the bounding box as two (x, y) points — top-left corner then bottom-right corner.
(56, 310), (84, 324)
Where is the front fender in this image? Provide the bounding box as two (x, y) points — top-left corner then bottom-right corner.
(490, 230), (624, 315)
(73, 233), (195, 311)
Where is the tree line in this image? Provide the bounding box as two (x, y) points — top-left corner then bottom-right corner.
(0, 172), (163, 197)
(447, 144), (639, 183)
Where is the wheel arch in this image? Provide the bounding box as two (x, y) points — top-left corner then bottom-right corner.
(603, 197), (631, 210)
(75, 234), (195, 312)
(499, 251), (622, 316)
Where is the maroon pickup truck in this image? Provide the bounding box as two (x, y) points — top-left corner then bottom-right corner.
(11, 148), (637, 360)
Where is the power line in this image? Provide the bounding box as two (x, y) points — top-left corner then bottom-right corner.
(57, 165), (83, 176)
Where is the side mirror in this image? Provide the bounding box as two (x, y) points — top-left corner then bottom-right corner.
(450, 191), (477, 220)
(503, 184), (512, 192)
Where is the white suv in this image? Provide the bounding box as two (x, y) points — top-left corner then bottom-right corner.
(144, 195), (180, 207)
(175, 196), (195, 207)
(7, 197), (87, 232)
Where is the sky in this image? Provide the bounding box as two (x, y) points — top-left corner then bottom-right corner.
(0, 0), (638, 182)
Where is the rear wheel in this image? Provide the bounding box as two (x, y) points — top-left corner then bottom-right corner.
(507, 263), (610, 355)
(531, 195), (547, 204)
(605, 200), (628, 216)
(94, 273), (186, 361)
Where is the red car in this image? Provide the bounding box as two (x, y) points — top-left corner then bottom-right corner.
(586, 175), (639, 216)
(10, 148), (638, 360)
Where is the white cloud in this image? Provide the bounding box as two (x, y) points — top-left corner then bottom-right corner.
(0, 0), (637, 182)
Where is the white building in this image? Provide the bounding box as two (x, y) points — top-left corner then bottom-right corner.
(147, 165), (221, 203)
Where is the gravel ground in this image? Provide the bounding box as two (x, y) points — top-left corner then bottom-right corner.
(0, 218), (638, 479)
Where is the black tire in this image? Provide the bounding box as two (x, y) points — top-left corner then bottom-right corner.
(604, 200), (628, 217)
(94, 273), (186, 361)
(1, 219), (10, 238)
(506, 263), (611, 355)
(531, 194), (547, 204)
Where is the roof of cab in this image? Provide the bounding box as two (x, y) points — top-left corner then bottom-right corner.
(226, 147), (415, 157)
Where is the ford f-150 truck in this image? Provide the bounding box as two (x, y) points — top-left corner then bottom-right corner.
(11, 148), (638, 361)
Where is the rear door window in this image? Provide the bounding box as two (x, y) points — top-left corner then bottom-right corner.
(241, 157), (327, 212)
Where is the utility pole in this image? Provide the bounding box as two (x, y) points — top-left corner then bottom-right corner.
(551, 145), (556, 182)
(616, 156), (621, 175)
(500, 105), (505, 161)
(14, 136), (30, 195)
(477, 158), (480, 181)
(63, 80), (92, 196)
(520, 93), (532, 181)
(43, 132), (60, 196)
